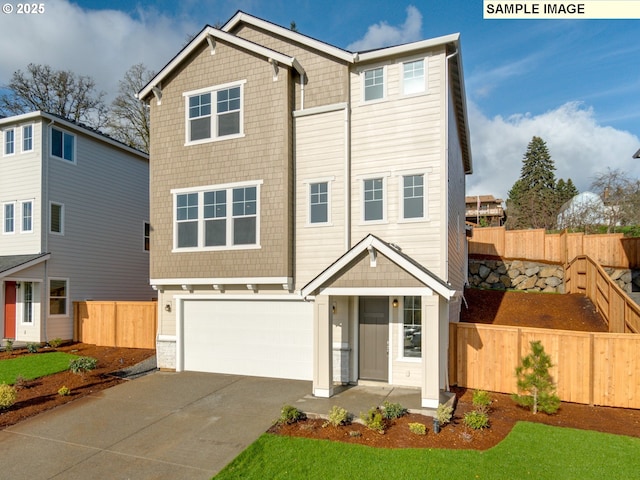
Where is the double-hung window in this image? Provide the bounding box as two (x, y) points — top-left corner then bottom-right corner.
(51, 127), (75, 162)
(23, 125), (33, 152)
(21, 201), (33, 233)
(402, 174), (425, 219)
(363, 67), (384, 101)
(3, 203), (15, 233)
(50, 279), (67, 315)
(309, 182), (329, 224)
(50, 202), (64, 234)
(185, 81), (244, 144)
(23, 282), (34, 324)
(173, 181), (261, 251)
(403, 296), (422, 358)
(363, 178), (384, 222)
(4, 129), (15, 155)
(403, 59), (426, 95)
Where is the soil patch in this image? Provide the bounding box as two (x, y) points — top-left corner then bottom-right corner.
(0, 342), (155, 430)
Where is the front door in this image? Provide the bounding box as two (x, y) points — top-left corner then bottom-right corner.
(359, 296), (389, 381)
(4, 281), (16, 339)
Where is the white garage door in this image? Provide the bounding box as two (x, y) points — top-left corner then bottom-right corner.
(182, 299), (313, 380)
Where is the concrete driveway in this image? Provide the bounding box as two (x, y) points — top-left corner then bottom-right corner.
(0, 371), (311, 480)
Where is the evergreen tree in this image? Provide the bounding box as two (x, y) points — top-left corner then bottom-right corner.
(512, 340), (561, 414)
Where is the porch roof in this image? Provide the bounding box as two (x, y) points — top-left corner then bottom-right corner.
(300, 235), (456, 300)
(0, 253), (50, 278)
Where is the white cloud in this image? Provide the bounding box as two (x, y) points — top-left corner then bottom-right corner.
(347, 5), (422, 51)
(0, 0), (197, 101)
(467, 101), (640, 201)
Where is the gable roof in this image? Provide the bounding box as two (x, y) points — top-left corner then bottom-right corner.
(300, 234), (456, 300)
(634, 148), (640, 159)
(0, 253), (50, 278)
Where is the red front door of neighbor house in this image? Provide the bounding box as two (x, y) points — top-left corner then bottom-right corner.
(4, 281), (16, 339)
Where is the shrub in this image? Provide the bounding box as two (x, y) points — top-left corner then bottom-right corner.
(436, 403), (453, 425)
(277, 404), (306, 425)
(4, 339), (13, 353)
(360, 407), (387, 434)
(408, 422), (427, 435)
(26, 343), (39, 354)
(69, 356), (98, 375)
(463, 410), (489, 430)
(472, 390), (492, 414)
(0, 383), (17, 409)
(326, 405), (350, 427)
(382, 401), (407, 420)
(58, 386), (71, 396)
(48, 338), (63, 349)
(513, 340), (561, 414)
(13, 375), (27, 389)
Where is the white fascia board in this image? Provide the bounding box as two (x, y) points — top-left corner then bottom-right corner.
(356, 33), (460, 63)
(173, 293), (304, 301)
(222, 12), (355, 63)
(151, 277), (292, 287)
(320, 287), (433, 296)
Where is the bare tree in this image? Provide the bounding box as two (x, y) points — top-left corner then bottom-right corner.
(0, 63), (107, 129)
(591, 168), (640, 231)
(107, 64), (155, 153)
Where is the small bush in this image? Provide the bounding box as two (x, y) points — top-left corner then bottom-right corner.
(13, 375), (27, 389)
(26, 343), (39, 354)
(408, 422), (427, 435)
(277, 404), (306, 425)
(69, 356), (98, 375)
(326, 405), (350, 427)
(48, 338), (63, 349)
(0, 384), (17, 409)
(348, 430), (362, 438)
(58, 386), (71, 396)
(360, 407), (387, 434)
(436, 403), (453, 425)
(382, 401), (407, 420)
(463, 410), (489, 430)
(4, 339), (13, 353)
(472, 390), (492, 414)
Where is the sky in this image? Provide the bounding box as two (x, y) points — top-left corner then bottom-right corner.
(0, 0), (638, 200)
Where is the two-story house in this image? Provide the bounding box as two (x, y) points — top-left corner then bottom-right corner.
(1, 111), (152, 344)
(139, 11), (472, 407)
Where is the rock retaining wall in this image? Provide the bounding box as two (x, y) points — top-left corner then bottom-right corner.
(603, 267), (640, 295)
(468, 259), (564, 293)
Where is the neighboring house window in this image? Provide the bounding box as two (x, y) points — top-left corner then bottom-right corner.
(363, 67), (384, 101)
(50, 202), (64, 234)
(4, 129), (15, 155)
(309, 182), (329, 224)
(21, 201), (33, 233)
(23, 125), (33, 152)
(185, 81), (244, 144)
(363, 178), (384, 221)
(3, 203), (15, 233)
(49, 279), (67, 315)
(23, 282), (34, 323)
(144, 222), (150, 251)
(51, 127), (75, 162)
(173, 180), (261, 251)
(403, 174), (425, 219)
(403, 59), (425, 95)
(403, 296), (422, 358)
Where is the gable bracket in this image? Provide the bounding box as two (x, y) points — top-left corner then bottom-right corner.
(213, 284), (225, 293)
(246, 284), (258, 293)
(151, 86), (162, 105)
(368, 246), (377, 267)
(206, 34), (216, 55)
(268, 58), (279, 81)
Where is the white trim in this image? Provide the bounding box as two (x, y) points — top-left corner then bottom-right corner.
(157, 334), (177, 342)
(48, 277), (69, 317)
(360, 175), (388, 223)
(49, 201), (64, 235)
(305, 179), (333, 227)
(361, 65), (387, 104)
(400, 58), (427, 96)
(293, 102), (348, 118)
(171, 179), (263, 195)
(398, 172), (430, 223)
(312, 387), (333, 398)
(151, 276), (292, 287)
(2, 202), (16, 234)
(356, 33), (460, 62)
(20, 200), (34, 234)
(421, 397), (440, 409)
(22, 124), (34, 152)
(174, 293), (303, 301)
(3, 127), (15, 156)
(49, 125), (77, 164)
(320, 287), (433, 296)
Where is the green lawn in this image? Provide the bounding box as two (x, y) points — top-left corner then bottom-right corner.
(214, 422), (640, 480)
(0, 352), (79, 384)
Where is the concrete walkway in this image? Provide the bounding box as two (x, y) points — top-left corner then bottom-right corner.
(0, 371), (430, 479)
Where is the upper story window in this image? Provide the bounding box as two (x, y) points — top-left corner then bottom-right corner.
(309, 182), (329, 224)
(363, 67), (384, 102)
(22, 125), (33, 152)
(50, 202), (64, 234)
(363, 178), (384, 222)
(21, 201), (33, 233)
(51, 127), (75, 162)
(144, 222), (150, 251)
(403, 59), (426, 95)
(4, 129), (15, 155)
(185, 81), (244, 144)
(3, 203), (15, 233)
(402, 174), (425, 219)
(173, 180), (261, 251)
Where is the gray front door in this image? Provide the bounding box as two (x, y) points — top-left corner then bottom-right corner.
(359, 296), (389, 381)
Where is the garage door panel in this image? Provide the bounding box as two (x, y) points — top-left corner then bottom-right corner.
(183, 299), (313, 380)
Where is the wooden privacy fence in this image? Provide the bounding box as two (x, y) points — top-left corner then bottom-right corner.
(449, 322), (640, 409)
(565, 255), (640, 333)
(469, 227), (640, 268)
(73, 301), (157, 349)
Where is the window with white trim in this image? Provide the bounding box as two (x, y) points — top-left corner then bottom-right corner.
(3, 203), (15, 233)
(23, 125), (33, 152)
(50, 202), (64, 234)
(403, 296), (422, 358)
(49, 279), (67, 315)
(403, 59), (426, 95)
(144, 222), (150, 251)
(185, 82), (243, 143)
(51, 127), (75, 162)
(363, 67), (384, 101)
(23, 282), (34, 323)
(309, 182), (329, 224)
(363, 178), (384, 221)
(4, 128), (15, 155)
(402, 174), (425, 219)
(21, 201), (33, 233)
(173, 181), (261, 251)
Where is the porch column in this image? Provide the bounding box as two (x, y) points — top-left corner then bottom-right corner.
(313, 295), (333, 398)
(421, 293), (444, 408)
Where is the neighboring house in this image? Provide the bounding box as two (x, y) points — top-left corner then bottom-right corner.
(633, 148), (640, 159)
(139, 11), (472, 407)
(465, 195), (505, 226)
(0, 111), (152, 344)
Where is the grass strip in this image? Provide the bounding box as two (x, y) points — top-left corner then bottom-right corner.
(0, 352), (79, 384)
